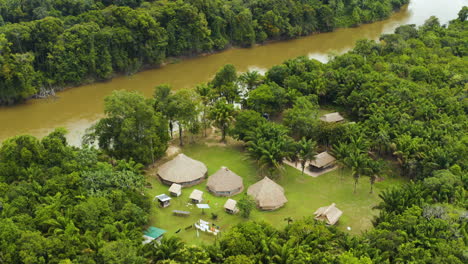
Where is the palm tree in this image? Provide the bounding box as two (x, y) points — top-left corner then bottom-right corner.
(143, 236), (184, 260)
(331, 142), (350, 180)
(284, 217), (294, 225)
(346, 152), (370, 194)
(209, 100), (235, 142)
(238, 70), (263, 91)
(297, 137), (317, 175)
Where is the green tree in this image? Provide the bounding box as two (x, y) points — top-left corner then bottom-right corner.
(209, 100), (236, 142)
(84, 90), (169, 165)
(170, 89), (200, 146)
(237, 194), (256, 219)
(296, 137), (317, 175)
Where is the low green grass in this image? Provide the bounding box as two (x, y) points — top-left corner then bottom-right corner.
(145, 143), (404, 245)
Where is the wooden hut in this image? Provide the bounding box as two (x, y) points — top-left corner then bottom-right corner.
(168, 183), (182, 197)
(309, 152), (336, 171)
(207, 167), (244, 196)
(154, 194), (171, 208)
(189, 189), (203, 204)
(157, 154), (208, 187)
(314, 203), (343, 225)
(224, 199), (239, 214)
(247, 177), (287, 210)
(319, 112), (344, 123)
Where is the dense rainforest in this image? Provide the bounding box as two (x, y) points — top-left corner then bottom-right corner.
(1, 7), (467, 264)
(0, 0), (410, 105)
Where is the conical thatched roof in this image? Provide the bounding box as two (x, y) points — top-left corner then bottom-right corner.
(314, 203), (342, 225)
(207, 167), (244, 194)
(247, 177), (287, 210)
(158, 154), (207, 184)
(320, 112), (344, 123)
(309, 152), (336, 169)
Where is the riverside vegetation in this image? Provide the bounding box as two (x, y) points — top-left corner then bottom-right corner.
(0, 7), (467, 264)
(0, 0), (410, 105)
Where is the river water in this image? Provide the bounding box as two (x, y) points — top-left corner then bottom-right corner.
(1, 0), (466, 145)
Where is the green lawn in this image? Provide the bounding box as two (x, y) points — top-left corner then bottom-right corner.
(145, 143), (404, 245)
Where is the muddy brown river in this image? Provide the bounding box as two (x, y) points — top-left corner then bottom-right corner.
(1, 0), (466, 145)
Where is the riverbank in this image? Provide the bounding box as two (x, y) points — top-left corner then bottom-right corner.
(1, 0), (465, 146)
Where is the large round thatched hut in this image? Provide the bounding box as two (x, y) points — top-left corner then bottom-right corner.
(157, 154), (208, 187)
(207, 167), (244, 196)
(247, 177), (287, 210)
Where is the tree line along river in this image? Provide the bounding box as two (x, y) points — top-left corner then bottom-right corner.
(0, 0), (466, 146)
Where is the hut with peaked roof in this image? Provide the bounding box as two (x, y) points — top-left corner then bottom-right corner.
(189, 189), (204, 204)
(247, 177), (287, 210)
(320, 112), (344, 123)
(309, 152), (336, 171)
(157, 154), (208, 187)
(168, 183), (182, 197)
(224, 199), (239, 214)
(207, 167), (244, 196)
(314, 203), (343, 225)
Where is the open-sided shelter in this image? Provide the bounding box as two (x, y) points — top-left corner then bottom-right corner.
(314, 203), (343, 225)
(309, 152), (336, 171)
(319, 112), (344, 123)
(247, 177), (287, 210)
(157, 154), (208, 187)
(207, 167), (244, 196)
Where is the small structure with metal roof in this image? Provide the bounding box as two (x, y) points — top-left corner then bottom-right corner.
(224, 199), (239, 214)
(309, 152), (336, 171)
(207, 167), (244, 197)
(168, 183), (182, 197)
(142, 226), (166, 244)
(320, 112), (344, 123)
(314, 203), (343, 225)
(157, 154), (208, 187)
(154, 194), (171, 208)
(247, 177), (287, 210)
(189, 189), (203, 204)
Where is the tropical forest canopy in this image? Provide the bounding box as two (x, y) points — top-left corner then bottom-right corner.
(0, 0), (410, 105)
(0, 6), (467, 264)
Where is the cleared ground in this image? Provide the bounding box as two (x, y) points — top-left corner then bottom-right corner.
(145, 143), (404, 245)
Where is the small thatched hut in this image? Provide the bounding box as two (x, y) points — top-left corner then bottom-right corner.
(157, 154), (208, 187)
(314, 203), (343, 225)
(247, 177), (287, 210)
(207, 167), (244, 196)
(189, 189), (203, 204)
(224, 199), (238, 214)
(320, 112), (344, 123)
(309, 152), (336, 170)
(168, 183), (182, 197)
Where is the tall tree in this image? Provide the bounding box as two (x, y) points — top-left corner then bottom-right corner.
(83, 90), (169, 165)
(296, 137), (318, 175)
(209, 100), (236, 142)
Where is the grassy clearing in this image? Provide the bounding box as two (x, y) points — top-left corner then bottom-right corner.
(145, 143), (404, 245)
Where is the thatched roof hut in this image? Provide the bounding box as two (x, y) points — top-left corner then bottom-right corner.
(189, 189), (203, 204)
(168, 183), (182, 197)
(309, 152), (336, 170)
(157, 154), (208, 187)
(247, 177), (287, 210)
(320, 112), (344, 123)
(207, 167), (244, 196)
(314, 203), (343, 225)
(224, 199), (238, 214)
